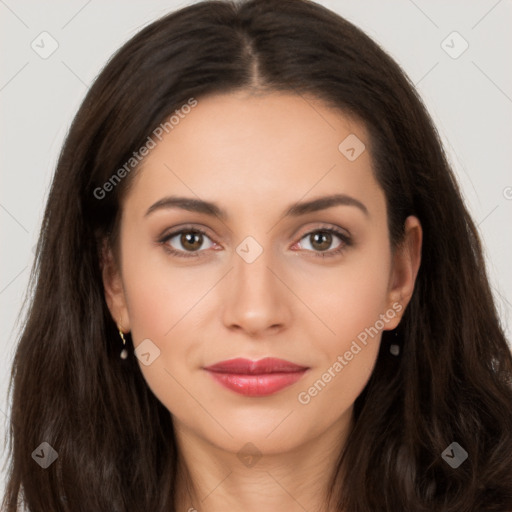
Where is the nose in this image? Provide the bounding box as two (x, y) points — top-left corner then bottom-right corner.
(221, 246), (292, 337)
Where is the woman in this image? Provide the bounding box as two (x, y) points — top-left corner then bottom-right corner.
(3, 0), (512, 510)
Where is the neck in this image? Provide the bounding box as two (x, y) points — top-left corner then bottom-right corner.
(172, 410), (352, 512)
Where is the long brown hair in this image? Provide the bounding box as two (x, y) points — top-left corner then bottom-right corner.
(3, 1), (512, 510)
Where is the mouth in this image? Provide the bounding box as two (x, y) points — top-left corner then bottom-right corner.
(203, 357), (310, 397)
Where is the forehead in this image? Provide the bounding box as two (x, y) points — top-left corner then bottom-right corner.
(123, 91), (384, 221)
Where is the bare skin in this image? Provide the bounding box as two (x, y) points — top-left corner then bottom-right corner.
(102, 90), (422, 512)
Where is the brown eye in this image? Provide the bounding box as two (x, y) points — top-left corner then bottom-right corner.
(179, 231), (204, 252)
(295, 227), (351, 258)
(160, 228), (215, 257)
(299, 230), (343, 253)
(309, 231), (334, 251)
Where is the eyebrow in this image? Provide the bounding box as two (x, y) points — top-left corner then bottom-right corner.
(144, 193), (369, 220)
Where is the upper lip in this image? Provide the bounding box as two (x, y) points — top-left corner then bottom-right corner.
(203, 357), (309, 375)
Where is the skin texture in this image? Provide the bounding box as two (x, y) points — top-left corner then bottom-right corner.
(102, 91), (422, 512)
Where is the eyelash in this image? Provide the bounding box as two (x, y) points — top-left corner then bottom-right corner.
(158, 225), (352, 259)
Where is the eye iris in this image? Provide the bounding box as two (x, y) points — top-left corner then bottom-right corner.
(181, 232), (203, 251)
(311, 231), (332, 251)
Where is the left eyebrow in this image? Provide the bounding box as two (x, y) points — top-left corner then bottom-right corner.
(284, 193), (369, 218)
(144, 193), (369, 220)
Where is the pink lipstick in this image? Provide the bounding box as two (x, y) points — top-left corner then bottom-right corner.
(203, 357), (309, 397)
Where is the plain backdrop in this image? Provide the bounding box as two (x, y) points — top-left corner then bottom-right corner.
(1, 0), (511, 500)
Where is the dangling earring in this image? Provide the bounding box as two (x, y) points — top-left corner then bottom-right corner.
(118, 329), (128, 359)
(390, 328), (400, 356)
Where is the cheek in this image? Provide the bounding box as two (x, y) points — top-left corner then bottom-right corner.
(120, 238), (218, 397)
(120, 246), (203, 412)
(296, 239), (392, 402)
(296, 279), (388, 424)
(120, 225), (208, 338)
(303, 243), (392, 345)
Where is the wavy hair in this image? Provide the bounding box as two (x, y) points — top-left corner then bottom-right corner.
(3, 0), (512, 510)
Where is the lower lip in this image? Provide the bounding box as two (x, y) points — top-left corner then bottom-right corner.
(205, 370), (308, 397)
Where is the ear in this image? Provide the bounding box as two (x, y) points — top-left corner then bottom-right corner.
(100, 239), (131, 332)
(384, 215), (422, 330)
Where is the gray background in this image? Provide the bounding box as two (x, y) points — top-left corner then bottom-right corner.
(1, 0), (511, 499)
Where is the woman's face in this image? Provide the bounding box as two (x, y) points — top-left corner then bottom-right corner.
(103, 91), (421, 456)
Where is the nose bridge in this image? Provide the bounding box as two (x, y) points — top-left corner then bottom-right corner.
(221, 234), (290, 334)
(234, 234), (281, 304)
(235, 237), (275, 292)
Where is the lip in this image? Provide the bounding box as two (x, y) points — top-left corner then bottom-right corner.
(203, 357), (309, 397)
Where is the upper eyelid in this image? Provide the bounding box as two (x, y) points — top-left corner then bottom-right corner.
(161, 223), (350, 248)
(160, 224), (216, 242)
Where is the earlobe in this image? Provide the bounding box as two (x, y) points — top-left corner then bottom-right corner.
(386, 215), (423, 328)
(100, 240), (131, 332)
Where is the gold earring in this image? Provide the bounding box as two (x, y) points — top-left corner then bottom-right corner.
(118, 329), (128, 359)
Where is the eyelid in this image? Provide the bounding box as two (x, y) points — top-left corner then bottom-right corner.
(157, 224), (217, 257)
(158, 222), (352, 258)
(295, 222), (351, 240)
(158, 223), (217, 243)
(293, 224), (352, 258)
